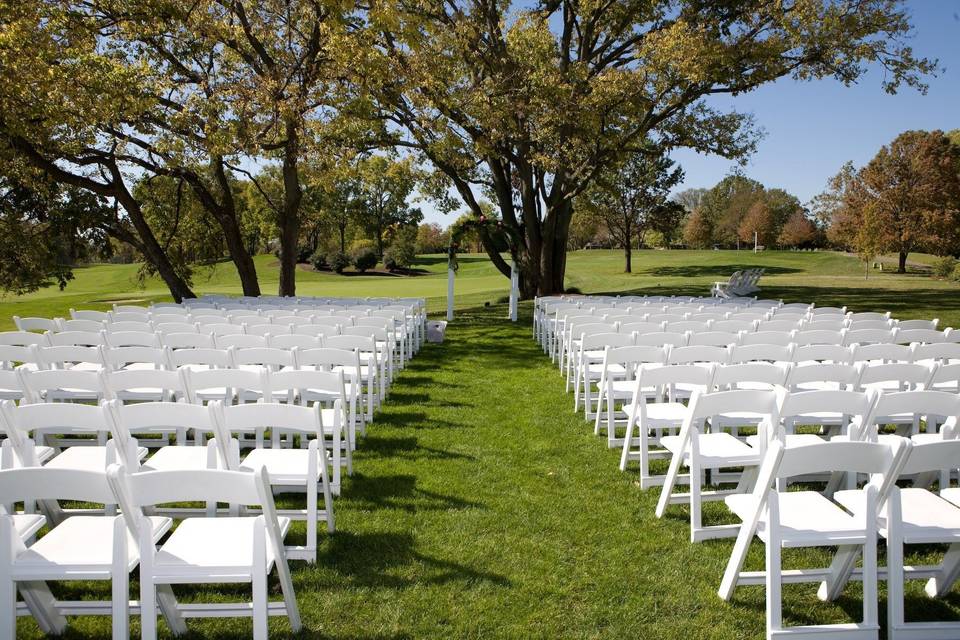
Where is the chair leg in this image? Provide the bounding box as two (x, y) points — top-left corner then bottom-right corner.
(112, 517), (130, 640)
(766, 494), (783, 638)
(887, 491), (906, 637)
(619, 414), (635, 472)
(252, 520), (268, 640)
(925, 542), (960, 598)
(140, 577), (158, 640)
(655, 443), (684, 518)
(718, 512), (756, 601)
(817, 545), (861, 602)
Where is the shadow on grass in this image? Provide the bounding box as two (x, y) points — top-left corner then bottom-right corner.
(315, 531), (511, 590)
(340, 473), (484, 512)
(646, 264), (803, 278)
(361, 435), (476, 461)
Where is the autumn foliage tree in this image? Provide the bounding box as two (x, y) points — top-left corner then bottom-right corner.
(778, 211), (819, 248)
(822, 130), (960, 272)
(737, 201), (776, 247)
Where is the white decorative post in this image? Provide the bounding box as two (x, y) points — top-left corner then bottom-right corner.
(509, 261), (519, 322)
(446, 266), (455, 321)
(754, 230), (758, 253)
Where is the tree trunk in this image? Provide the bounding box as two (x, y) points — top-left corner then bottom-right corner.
(278, 120), (302, 297)
(208, 158), (260, 297)
(112, 176), (196, 302)
(898, 251), (908, 273)
(338, 224), (346, 253)
(624, 218), (633, 273)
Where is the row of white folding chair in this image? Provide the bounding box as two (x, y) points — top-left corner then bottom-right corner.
(1, 396), (340, 564)
(608, 363), (945, 494)
(7, 354), (364, 451)
(0, 462), (300, 639)
(574, 339), (952, 420)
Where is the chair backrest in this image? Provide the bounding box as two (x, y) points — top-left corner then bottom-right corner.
(634, 331), (688, 348)
(758, 319), (804, 333)
(619, 321), (666, 335)
(264, 369), (346, 405)
(848, 311), (891, 323)
(292, 324), (331, 338)
(205, 323), (247, 337)
(13, 317), (59, 333)
(324, 335), (376, 353)
(102, 369), (187, 400)
(48, 330), (104, 347)
(234, 347), (296, 369)
(738, 331), (794, 347)
(728, 343), (794, 364)
(665, 321), (711, 334)
(170, 347), (235, 370)
(809, 306), (847, 317)
(912, 342), (960, 364)
(163, 332), (215, 350)
(637, 363), (716, 393)
(687, 331), (739, 348)
(106, 399), (214, 440)
(154, 322), (199, 334)
(568, 322), (615, 339)
(0, 466), (116, 506)
(215, 400), (324, 438)
(58, 318), (104, 333)
(777, 389), (877, 433)
(712, 362), (790, 389)
(36, 344), (104, 370)
(896, 329), (947, 345)
(581, 332), (633, 351)
(111, 311), (151, 322)
(792, 343), (854, 364)
(793, 329), (846, 346)
(786, 362), (861, 390)
(269, 334), (322, 350)
(667, 345), (730, 365)
(857, 362), (935, 391)
(296, 347), (362, 370)
(19, 368), (104, 402)
(857, 390), (960, 440)
(847, 320), (894, 332)
(851, 343), (912, 364)
(227, 314), (264, 325)
(215, 334), (268, 349)
(844, 328), (897, 346)
(181, 367), (264, 404)
(103, 330), (161, 348)
(899, 439), (960, 476)
(106, 321), (155, 335)
(104, 346), (170, 371)
(0, 331), (49, 347)
(3, 399), (108, 438)
(896, 318), (938, 331)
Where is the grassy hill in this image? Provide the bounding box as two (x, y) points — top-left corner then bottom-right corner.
(2, 249), (958, 328)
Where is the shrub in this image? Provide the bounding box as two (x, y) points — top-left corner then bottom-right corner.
(310, 249), (328, 271)
(352, 248), (378, 272)
(383, 241), (415, 272)
(297, 244), (314, 263)
(932, 256), (958, 279)
(952, 263), (960, 282)
(330, 251), (350, 274)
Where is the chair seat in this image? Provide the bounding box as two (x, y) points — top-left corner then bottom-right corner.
(12, 514), (46, 540)
(240, 449), (318, 484)
(726, 491), (866, 548)
(837, 488), (960, 544)
(44, 445), (148, 471)
(746, 433), (825, 449)
(143, 446), (216, 472)
(152, 516), (290, 579)
(660, 432), (760, 465)
(642, 402), (687, 423)
(12, 515), (171, 578)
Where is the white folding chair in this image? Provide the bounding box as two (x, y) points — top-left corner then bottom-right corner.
(105, 400), (219, 473)
(619, 364), (716, 489)
(594, 345), (668, 446)
(101, 368), (186, 405)
(656, 389), (776, 541)
(106, 465), (300, 639)
(212, 402), (336, 556)
(719, 438), (909, 640)
(0, 466), (172, 640)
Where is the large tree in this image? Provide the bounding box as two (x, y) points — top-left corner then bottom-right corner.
(579, 152), (683, 272)
(822, 130), (960, 271)
(355, 155), (423, 258)
(371, 0), (932, 297)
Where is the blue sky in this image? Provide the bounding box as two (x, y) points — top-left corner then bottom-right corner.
(419, 1), (960, 225)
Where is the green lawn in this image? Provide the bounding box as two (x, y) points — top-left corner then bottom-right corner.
(8, 250), (960, 638)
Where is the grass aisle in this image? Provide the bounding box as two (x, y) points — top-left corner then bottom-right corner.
(305, 306), (778, 639)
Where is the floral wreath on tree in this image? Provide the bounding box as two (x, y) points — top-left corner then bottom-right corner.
(447, 214), (520, 272)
